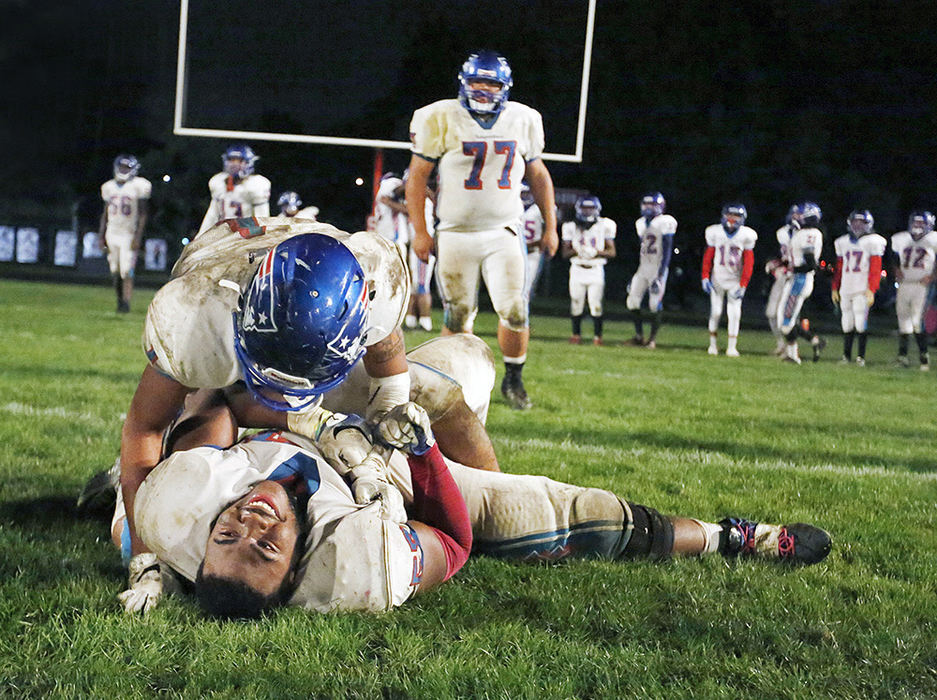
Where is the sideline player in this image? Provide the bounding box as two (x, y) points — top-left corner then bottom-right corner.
(276, 191), (319, 220)
(626, 192), (677, 348)
(373, 171), (409, 259)
(891, 211), (937, 369)
(405, 175), (437, 332)
(521, 182), (546, 300)
(778, 203), (824, 364)
(701, 204), (757, 356)
(99, 154), (151, 313)
(766, 205), (826, 361)
(198, 144), (271, 234)
(832, 210), (886, 366)
(114, 388), (831, 617)
(405, 49), (559, 410)
(765, 205), (798, 355)
(562, 195), (616, 345)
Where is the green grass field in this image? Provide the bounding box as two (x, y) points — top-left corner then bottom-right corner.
(1, 278), (935, 698)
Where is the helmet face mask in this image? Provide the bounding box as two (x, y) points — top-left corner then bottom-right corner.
(908, 211), (934, 240)
(458, 50), (513, 117)
(113, 154), (140, 183)
(721, 203), (747, 234)
(800, 202), (822, 227)
(575, 196), (602, 226)
(640, 192), (666, 218)
(223, 144), (258, 179)
(847, 210), (874, 238)
(233, 235), (370, 412)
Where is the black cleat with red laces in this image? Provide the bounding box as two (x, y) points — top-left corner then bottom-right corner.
(718, 518), (831, 565)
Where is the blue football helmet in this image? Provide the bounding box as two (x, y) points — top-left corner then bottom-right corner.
(113, 154), (140, 183)
(233, 234), (370, 412)
(800, 202), (822, 227)
(785, 204), (801, 227)
(575, 195), (602, 226)
(640, 192), (666, 218)
(458, 50), (513, 116)
(908, 211), (935, 240)
(847, 210), (874, 238)
(223, 144), (258, 179)
(277, 191), (303, 216)
(721, 203), (748, 233)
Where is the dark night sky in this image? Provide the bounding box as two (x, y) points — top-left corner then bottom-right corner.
(4, 0), (937, 270)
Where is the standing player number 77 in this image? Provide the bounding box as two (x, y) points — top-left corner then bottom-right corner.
(462, 140), (517, 190)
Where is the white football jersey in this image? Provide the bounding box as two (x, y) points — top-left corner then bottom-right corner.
(562, 218), (616, 266)
(374, 176), (407, 246)
(775, 225), (795, 263)
(135, 433), (421, 612)
(704, 224), (757, 285)
(834, 233), (887, 295)
(788, 226), (823, 276)
(635, 214), (677, 273)
(101, 177), (152, 235)
(409, 99), (545, 233)
(200, 172), (272, 232)
(891, 231), (937, 284)
(522, 204), (544, 247)
(144, 218), (409, 389)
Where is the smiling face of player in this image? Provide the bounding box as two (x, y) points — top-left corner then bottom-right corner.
(201, 480), (302, 596)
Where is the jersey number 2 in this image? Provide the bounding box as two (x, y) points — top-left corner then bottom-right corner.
(463, 140), (517, 190)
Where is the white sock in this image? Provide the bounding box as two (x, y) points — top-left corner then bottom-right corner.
(692, 519), (723, 555)
(405, 314), (417, 329)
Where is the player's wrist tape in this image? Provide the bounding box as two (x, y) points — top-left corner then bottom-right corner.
(287, 405), (333, 439)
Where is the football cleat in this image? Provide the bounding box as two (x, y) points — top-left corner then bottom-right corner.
(501, 375), (532, 410)
(707, 343), (718, 356)
(895, 355), (910, 368)
(77, 458), (121, 512)
(622, 336), (644, 347)
(811, 335), (826, 362)
(645, 339), (657, 350)
(921, 352), (930, 371)
(718, 518), (831, 565)
(569, 335), (582, 345)
(856, 357), (866, 367)
(592, 337), (603, 346)
(726, 347), (740, 357)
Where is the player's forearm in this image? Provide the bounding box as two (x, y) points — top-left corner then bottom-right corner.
(657, 235), (674, 277)
(408, 444), (472, 580)
(405, 177), (430, 236)
(98, 210), (108, 239)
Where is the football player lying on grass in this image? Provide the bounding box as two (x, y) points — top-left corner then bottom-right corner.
(111, 392), (832, 618)
(115, 223), (501, 584)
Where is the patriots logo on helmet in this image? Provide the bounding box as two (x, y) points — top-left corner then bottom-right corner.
(240, 249), (278, 333)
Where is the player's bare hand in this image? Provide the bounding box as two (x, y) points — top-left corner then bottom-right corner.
(413, 230), (435, 263)
(865, 289), (875, 307)
(831, 290), (841, 305)
(540, 228), (559, 257)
